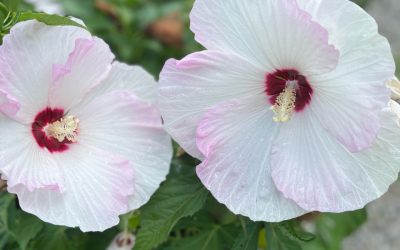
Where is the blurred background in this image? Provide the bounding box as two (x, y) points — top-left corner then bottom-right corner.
(0, 0), (399, 249)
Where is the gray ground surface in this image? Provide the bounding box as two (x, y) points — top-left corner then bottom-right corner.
(366, 0), (400, 56)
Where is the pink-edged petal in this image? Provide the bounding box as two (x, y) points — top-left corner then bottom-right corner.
(9, 145), (133, 232)
(77, 62), (159, 110)
(158, 50), (265, 159)
(0, 90), (20, 118)
(71, 90), (172, 210)
(93, 62), (158, 102)
(0, 20), (91, 123)
(190, 0), (339, 74)
(297, 0), (395, 152)
(49, 37), (114, 110)
(196, 96), (306, 221)
(271, 105), (400, 212)
(0, 115), (64, 192)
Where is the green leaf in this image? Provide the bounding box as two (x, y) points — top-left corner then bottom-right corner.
(134, 164), (209, 250)
(0, 2), (8, 30)
(0, 192), (15, 249)
(278, 220), (316, 243)
(17, 12), (86, 29)
(9, 212), (43, 250)
(302, 210), (367, 250)
(166, 222), (239, 250)
(232, 219), (261, 250)
(159, 197), (241, 249)
(119, 211), (141, 232)
(1, 0), (20, 12)
(265, 223), (302, 250)
(29, 226), (85, 250)
(0, 193), (43, 250)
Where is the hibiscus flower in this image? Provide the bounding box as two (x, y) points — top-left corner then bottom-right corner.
(0, 20), (172, 231)
(158, 0), (400, 221)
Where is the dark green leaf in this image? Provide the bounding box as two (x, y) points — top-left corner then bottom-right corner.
(0, 192), (15, 249)
(232, 219), (261, 250)
(302, 210), (367, 250)
(9, 212), (43, 250)
(160, 197), (241, 250)
(0, 2), (8, 30)
(0, 193), (43, 250)
(18, 12), (86, 29)
(173, 225), (236, 250)
(134, 165), (209, 250)
(265, 223), (302, 250)
(278, 220), (316, 243)
(29, 226), (84, 250)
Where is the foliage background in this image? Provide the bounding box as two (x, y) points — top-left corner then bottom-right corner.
(0, 0), (398, 249)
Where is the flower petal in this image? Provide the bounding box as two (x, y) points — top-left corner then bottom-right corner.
(297, 0), (395, 152)
(0, 20), (90, 123)
(196, 96), (306, 221)
(0, 115), (63, 192)
(77, 62), (159, 110)
(190, 0), (339, 74)
(49, 37), (114, 110)
(71, 90), (172, 210)
(9, 145), (133, 232)
(0, 90), (20, 118)
(159, 50), (265, 159)
(271, 105), (400, 212)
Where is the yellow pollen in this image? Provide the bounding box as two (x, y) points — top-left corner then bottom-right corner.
(271, 85), (296, 123)
(47, 115), (79, 142)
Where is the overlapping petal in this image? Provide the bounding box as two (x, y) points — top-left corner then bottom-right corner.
(196, 96), (306, 221)
(0, 115), (64, 192)
(271, 104), (400, 212)
(94, 62), (158, 102)
(159, 50), (265, 159)
(0, 20), (91, 123)
(9, 145), (133, 232)
(49, 37), (114, 110)
(71, 88), (172, 210)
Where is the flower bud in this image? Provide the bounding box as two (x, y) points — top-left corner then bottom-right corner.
(106, 232), (136, 250)
(387, 76), (400, 101)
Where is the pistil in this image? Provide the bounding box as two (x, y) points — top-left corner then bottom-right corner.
(271, 84), (296, 123)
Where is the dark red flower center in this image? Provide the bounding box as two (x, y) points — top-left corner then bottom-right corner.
(265, 69), (313, 112)
(31, 108), (74, 153)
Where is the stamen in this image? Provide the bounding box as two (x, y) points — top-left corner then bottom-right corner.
(47, 115), (79, 142)
(271, 84), (296, 123)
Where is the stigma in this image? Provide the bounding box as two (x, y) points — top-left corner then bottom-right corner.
(271, 82), (296, 123)
(47, 115), (79, 142)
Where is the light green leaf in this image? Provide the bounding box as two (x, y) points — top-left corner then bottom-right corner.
(265, 223), (302, 250)
(29, 226), (83, 250)
(167, 224), (239, 250)
(278, 220), (316, 243)
(9, 212), (43, 250)
(302, 210), (366, 250)
(18, 12), (86, 29)
(0, 193), (43, 250)
(232, 220), (261, 250)
(134, 164), (209, 250)
(0, 192), (15, 249)
(0, 2), (8, 30)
